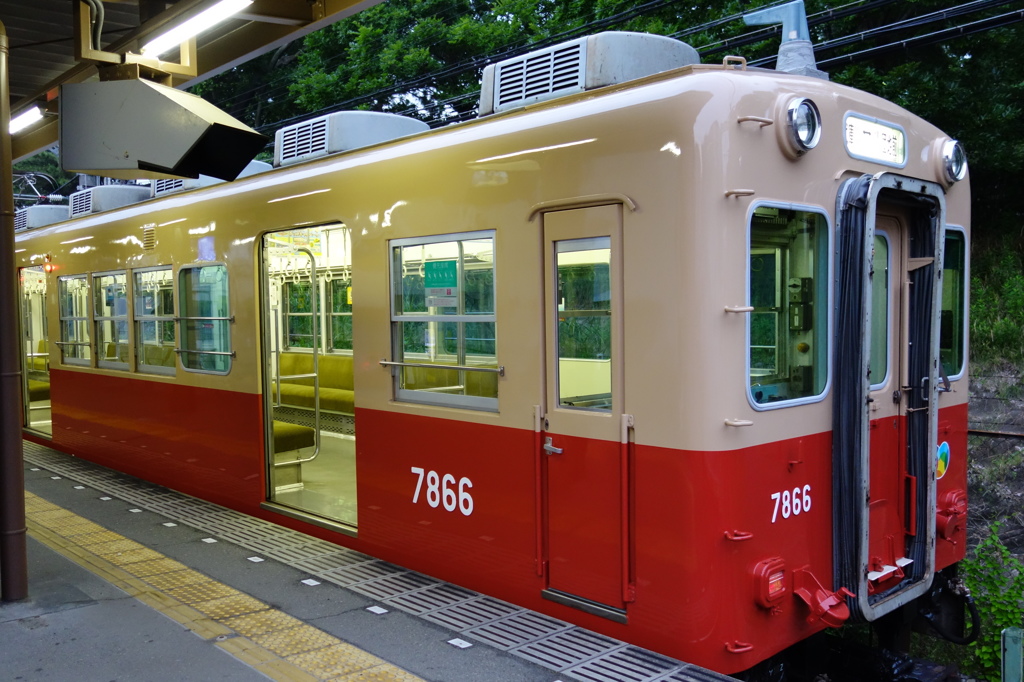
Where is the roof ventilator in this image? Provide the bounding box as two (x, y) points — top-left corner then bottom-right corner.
(478, 32), (700, 116)
(69, 185), (152, 219)
(15, 205), (70, 231)
(274, 111), (430, 167)
(151, 160), (272, 198)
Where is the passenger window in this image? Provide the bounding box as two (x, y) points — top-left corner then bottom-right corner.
(329, 279), (353, 351)
(748, 206), (828, 406)
(178, 264), (232, 374)
(390, 232), (497, 410)
(94, 271), (129, 370)
(556, 237), (611, 410)
(940, 229), (967, 378)
(134, 267), (176, 375)
(58, 274), (91, 365)
(283, 281), (318, 349)
(869, 235), (890, 388)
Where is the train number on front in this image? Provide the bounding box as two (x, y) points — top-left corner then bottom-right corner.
(771, 485), (811, 522)
(411, 467), (474, 516)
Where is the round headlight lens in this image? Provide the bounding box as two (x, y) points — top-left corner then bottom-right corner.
(787, 98), (821, 153)
(942, 139), (967, 183)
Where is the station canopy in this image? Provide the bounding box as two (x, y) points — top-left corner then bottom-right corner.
(1, 0), (385, 162)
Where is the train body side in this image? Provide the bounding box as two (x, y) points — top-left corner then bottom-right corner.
(16, 63), (970, 674)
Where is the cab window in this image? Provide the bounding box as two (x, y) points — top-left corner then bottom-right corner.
(940, 228), (967, 378)
(748, 206), (829, 406)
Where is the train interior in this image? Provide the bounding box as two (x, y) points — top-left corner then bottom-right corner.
(20, 265), (51, 436)
(262, 224), (357, 527)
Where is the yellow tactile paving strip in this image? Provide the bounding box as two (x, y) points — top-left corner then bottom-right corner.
(23, 491), (424, 682)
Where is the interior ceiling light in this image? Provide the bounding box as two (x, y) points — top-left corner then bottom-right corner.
(140, 0), (253, 58)
(9, 106), (43, 134)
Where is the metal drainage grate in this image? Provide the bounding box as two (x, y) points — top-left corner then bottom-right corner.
(656, 666), (736, 682)
(319, 560), (404, 587)
(291, 552), (374, 575)
(511, 628), (626, 672)
(564, 646), (681, 682)
(465, 610), (572, 650)
(347, 571), (438, 600)
(383, 583), (478, 616)
(420, 595), (521, 631)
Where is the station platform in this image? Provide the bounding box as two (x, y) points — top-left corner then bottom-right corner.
(3, 440), (731, 682)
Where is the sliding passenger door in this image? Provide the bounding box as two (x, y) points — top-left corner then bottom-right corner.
(20, 265), (51, 435)
(260, 224), (358, 528)
(541, 204), (629, 620)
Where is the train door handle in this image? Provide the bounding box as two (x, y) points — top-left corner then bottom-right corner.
(543, 437), (563, 455)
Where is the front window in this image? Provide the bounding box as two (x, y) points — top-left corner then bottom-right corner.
(58, 274), (91, 365)
(940, 228), (967, 378)
(135, 267), (176, 375)
(390, 231), (497, 410)
(748, 206), (829, 406)
(178, 264), (232, 374)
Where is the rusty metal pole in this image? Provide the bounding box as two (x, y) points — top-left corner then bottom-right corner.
(0, 19), (29, 603)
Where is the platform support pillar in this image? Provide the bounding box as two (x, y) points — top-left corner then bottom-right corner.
(0, 20), (29, 603)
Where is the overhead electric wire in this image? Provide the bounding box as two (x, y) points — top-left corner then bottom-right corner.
(240, 0), (1020, 138)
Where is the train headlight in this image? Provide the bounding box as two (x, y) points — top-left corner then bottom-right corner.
(941, 139), (968, 184)
(786, 98), (821, 154)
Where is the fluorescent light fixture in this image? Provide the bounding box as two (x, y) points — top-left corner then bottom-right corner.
(140, 0), (253, 58)
(10, 107), (43, 134)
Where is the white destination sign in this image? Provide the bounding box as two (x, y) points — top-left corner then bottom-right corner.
(845, 115), (906, 166)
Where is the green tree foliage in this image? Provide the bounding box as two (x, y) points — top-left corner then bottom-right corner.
(192, 0), (1024, 360)
(960, 524), (1024, 680)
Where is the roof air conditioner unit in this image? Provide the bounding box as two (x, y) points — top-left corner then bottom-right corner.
(478, 32), (699, 116)
(15, 205), (69, 231)
(69, 185), (152, 218)
(274, 111), (429, 167)
(152, 160), (272, 197)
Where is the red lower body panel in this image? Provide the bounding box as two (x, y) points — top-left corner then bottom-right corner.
(34, 372), (970, 674)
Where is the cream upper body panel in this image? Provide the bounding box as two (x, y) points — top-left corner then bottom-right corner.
(15, 63), (969, 451)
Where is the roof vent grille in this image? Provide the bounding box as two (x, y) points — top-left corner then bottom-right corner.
(151, 161), (271, 198)
(70, 190), (93, 218)
(69, 185), (151, 218)
(498, 43), (584, 107)
(153, 178), (185, 195)
(274, 111), (429, 167)
(480, 32), (700, 116)
(15, 205), (70, 231)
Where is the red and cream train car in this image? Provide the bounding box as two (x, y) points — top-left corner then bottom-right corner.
(15, 25), (971, 678)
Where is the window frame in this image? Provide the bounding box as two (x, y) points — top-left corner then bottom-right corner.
(133, 265), (177, 376)
(177, 263), (234, 375)
(940, 225), (968, 381)
(869, 232), (892, 391)
(389, 230), (498, 411)
(93, 269), (130, 371)
(57, 273), (92, 367)
(745, 202), (833, 411)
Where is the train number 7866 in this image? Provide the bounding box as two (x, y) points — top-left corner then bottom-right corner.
(771, 485), (812, 523)
(410, 467), (474, 516)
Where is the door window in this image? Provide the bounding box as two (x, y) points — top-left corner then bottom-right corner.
(555, 237), (612, 411)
